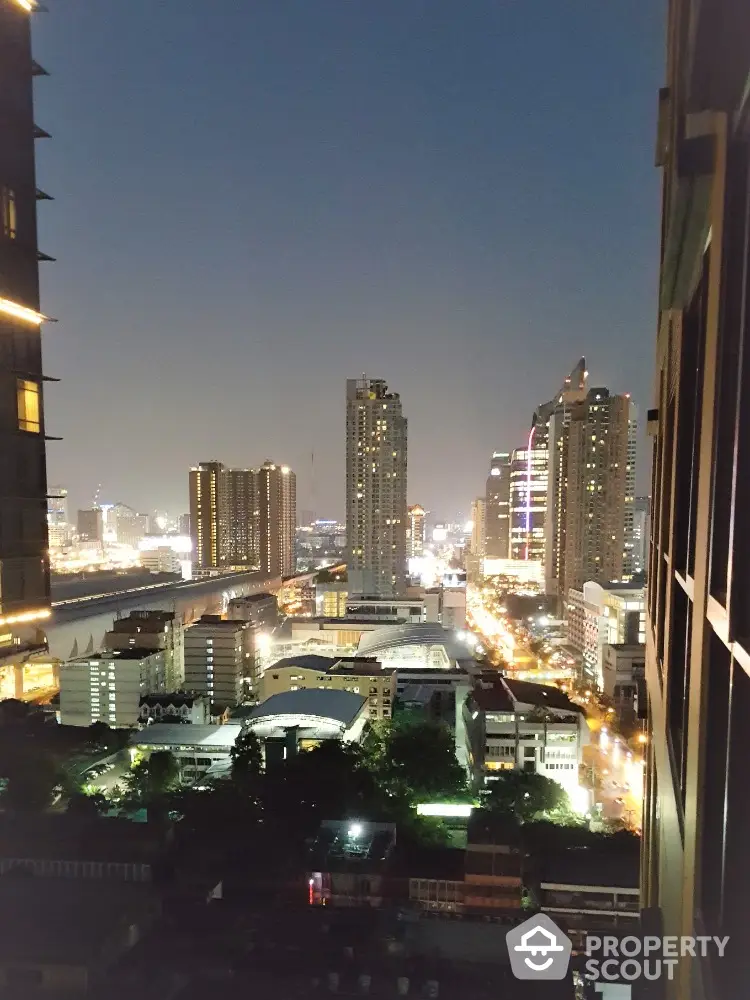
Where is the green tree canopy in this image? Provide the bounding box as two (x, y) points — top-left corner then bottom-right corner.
(1, 750), (60, 812)
(365, 717), (467, 803)
(230, 728), (263, 782)
(481, 771), (569, 823)
(125, 750), (179, 804)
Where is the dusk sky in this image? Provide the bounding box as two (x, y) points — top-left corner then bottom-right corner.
(34, 1), (664, 521)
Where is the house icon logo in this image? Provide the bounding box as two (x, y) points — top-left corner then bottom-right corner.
(506, 914), (573, 980)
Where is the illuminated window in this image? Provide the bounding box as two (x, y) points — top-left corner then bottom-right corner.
(17, 379), (40, 433)
(1, 188), (17, 239)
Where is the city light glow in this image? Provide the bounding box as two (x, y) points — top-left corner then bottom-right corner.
(13, 0), (34, 10)
(0, 296), (45, 325)
(0, 607), (51, 627)
(416, 803), (473, 818)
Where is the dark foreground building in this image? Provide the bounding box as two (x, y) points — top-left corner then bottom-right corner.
(643, 1), (750, 998)
(0, 0), (51, 641)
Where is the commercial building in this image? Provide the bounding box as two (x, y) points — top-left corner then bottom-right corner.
(346, 595), (425, 623)
(183, 615), (248, 709)
(564, 388), (637, 593)
(346, 376), (407, 598)
(509, 439), (547, 562)
(0, 0), (52, 654)
(129, 723), (243, 782)
(259, 654), (395, 720)
(316, 579), (348, 617)
(642, 8), (750, 995)
(407, 504), (426, 558)
(484, 452), (511, 558)
(226, 592), (278, 632)
(356, 622), (473, 672)
(104, 610), (184, 691)
(59, 649), (167, 728)
(463, 675), (588, 798)
(248, 689), (369, 748)
(601, 643), (645, 727)
(632, 495), (650, 575)
(110, 503), (148, 547)
(469, 497), (486, 558)
(567, 580), (645, 688)
(543, 358), (588, 600)
(77, 507), (102, 544)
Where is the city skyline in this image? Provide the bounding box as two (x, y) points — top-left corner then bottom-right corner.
(33, 1), (662, 518)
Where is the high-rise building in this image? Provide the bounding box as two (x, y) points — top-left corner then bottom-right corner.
(256, 460), (296, 577)
(470, 497), (486, 558)
(642, 5), (750, 995)
(484, 452), (511, 558)
(632, 495), (649, 575)
(564, 389), (636, 593)
(77, 508), (103, 544)
(183, 614), (248, 708)
(111, 503), (148, 547)
(60, 649), (167, 728)
(544, 359), (588, 598)
(189, 461), (227, 570)
(47, 487), (67, 526)
(225, 469), (256, 566)
(509, 439), (547, 562)
(0, 0), (52, 637)
(346, 376), (407, 598)
(407, 504), (426, 559)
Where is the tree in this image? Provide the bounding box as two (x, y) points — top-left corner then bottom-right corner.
(481, 771), (569, 823)
(366, 717), (467, 803)
(67, 790), (108, 818)
(124, 750), (179, 804)
(230, 728), (263, 782)
(2, 751), (60, 812)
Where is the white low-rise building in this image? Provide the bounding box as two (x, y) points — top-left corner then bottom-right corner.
(129, 723), (243, 782)
(464, 675), (588, 798)
(60, 650), (167, 728)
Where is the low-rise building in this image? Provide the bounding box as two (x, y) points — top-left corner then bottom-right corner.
(602, 643), (645, 726)
(259, 654), (395, 720)
(104, 610), (184, 690)
(60, 649), (167, 728)
(345, 597), (426, 623)
(247, 689), (369, 752)
(138, 692), (210, 725)
(464, 675), (588, 797)
(316, 580), (348, 617)
(535, 841), (640, 947)
(226, 592), (279, 632)
(129, 723), (244, 783)
(183, 615), (249, 710)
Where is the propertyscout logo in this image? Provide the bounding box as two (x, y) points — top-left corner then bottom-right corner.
(506, 915), (730, 983)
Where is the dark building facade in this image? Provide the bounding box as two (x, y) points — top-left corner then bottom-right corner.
(643, 2), (750, 998)
(483, 452), (510, 559)
(0, 0), (51, 637)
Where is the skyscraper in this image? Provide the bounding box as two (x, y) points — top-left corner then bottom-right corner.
(256, 460), (296, 577)
(0, 0), (51, 635)
(632, 495), (649, 575)
(642, 4), (750, 995)
(484, 452), (511, 558)
(189, 461), (295, 576)
(509, 437), (547, 562)
(346, 376), (407, 597)
(564, 389), (636, 593)
(470, 497), (486, 558)
(407, 504), (426, 559)
(544, 359), (588, 598)
(189, 461), (227, 571)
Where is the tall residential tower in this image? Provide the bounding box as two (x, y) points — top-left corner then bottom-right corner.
(0, 0), (52, 643)
(484, 452), (511, 558)
(642, 2), (750, 996)
(346, 376), (407, 597)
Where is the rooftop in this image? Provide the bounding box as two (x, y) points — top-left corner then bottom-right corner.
(504, 679), (584, 714)
(539, 843), (640, 888)
(228, 592), (276, 604)
(270, 654), (339, 672)
(130, 723), (243, 750)
(249, 689), (367, 728)
(356, 623), (465, 657)
(70, 648), (163, 663)
(139, 692), (202, 708)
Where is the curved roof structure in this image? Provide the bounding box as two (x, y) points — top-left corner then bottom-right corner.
(356, 622), (462, 658)
(248, 689), (366, 728)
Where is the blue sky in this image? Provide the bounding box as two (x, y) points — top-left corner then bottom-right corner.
(34, 1), (664, 518)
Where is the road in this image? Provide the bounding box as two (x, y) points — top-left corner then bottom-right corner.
(467, 582), (645, 830)
(81, 750), (131, 795)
